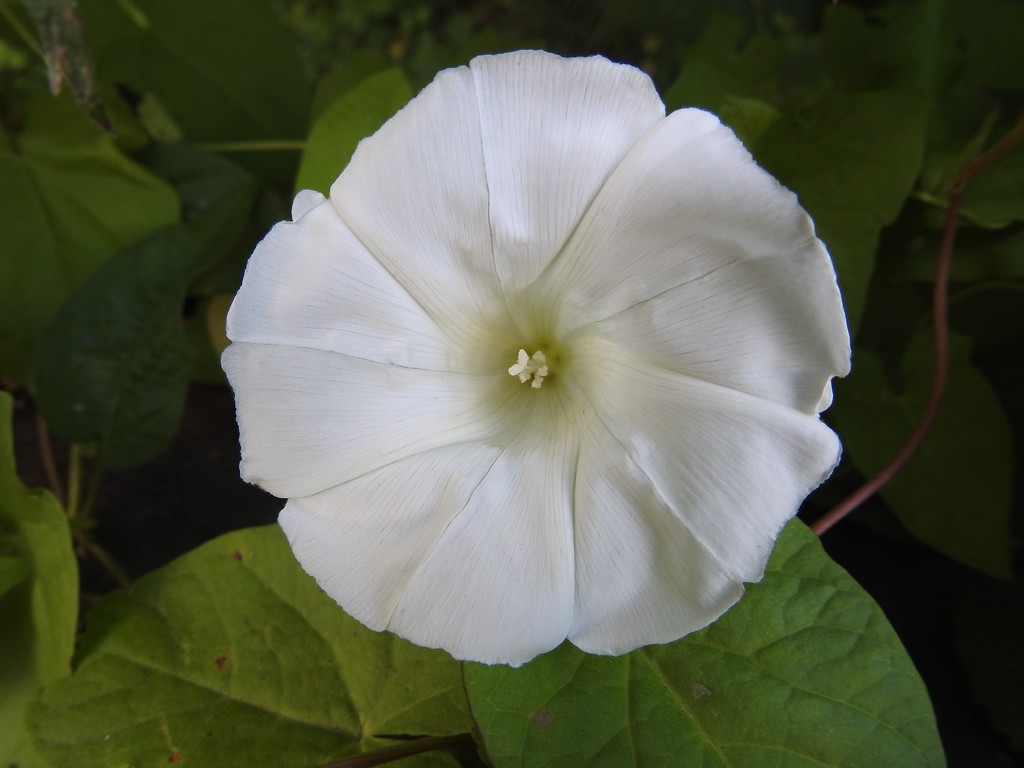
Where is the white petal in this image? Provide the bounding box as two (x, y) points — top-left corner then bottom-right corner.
(222, 343), (510, 498)
(568, 339), (841, 653)
(570, 417), (743, 654)
(281, 391), (579, 666)
(469, 51), (666, 294)
(544, 108), (850, 413)
(291, 188), (325, 220)
(279, 442), (501, 632)
(225, 198), (454, 371)
(329, 64), (507, 344)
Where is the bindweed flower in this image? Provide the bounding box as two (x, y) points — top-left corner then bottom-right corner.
(223, 50), (850, 666)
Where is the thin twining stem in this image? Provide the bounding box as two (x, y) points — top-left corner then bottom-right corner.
(75, 530), (132, 588)
(65, 444), (83, 521)
(35, 411), (64, 506)
(812, 115), (1024, 536)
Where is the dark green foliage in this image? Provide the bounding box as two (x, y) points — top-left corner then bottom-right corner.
(34, 145), (258, 468)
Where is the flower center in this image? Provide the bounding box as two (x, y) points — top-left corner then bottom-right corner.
(508, 349), (549, 389)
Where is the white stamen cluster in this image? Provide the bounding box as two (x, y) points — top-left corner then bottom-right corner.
(508, 349), (549, 388)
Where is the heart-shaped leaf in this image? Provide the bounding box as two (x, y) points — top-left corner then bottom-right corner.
(28, 525), (473, 767)
(0, 94), (178, 382)
(464, 521), (942, 767)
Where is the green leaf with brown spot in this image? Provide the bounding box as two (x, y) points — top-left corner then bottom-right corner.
(465, 521), (942, 767)
(28, 525), (472, 767)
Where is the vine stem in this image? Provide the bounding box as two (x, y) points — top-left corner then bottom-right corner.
(74, 530), (132, 588)
(65, 444), (83, 521)
(35, 411), (64, 506)
(317, 734), (476, 768)
(812, 115), (1024, 536)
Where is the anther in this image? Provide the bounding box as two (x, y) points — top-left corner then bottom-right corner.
(508, 349), (549, 388)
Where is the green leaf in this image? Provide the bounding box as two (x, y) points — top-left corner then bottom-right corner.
(950, 0), (1024, 92)
(0, 553), (31, 598)
(883, 219), (1024, 284)
(954, 578), (1024, 753)
(81, 0), (308, 142)
(916, 0), (1022, 201)
(33, 146), (257, 469)
(296, 68), (413, 196)
(80, 0), (310, 185)
(29, 525), (472, 767)
(465, 521), (942, 767)
(662, 16), (790, 150)
(0, 36), (28, 71)
(822, 1), (954, 96)
(664, 9), (936, 332)
(960, 142), (1024, 228)
(715, 95), (780, 150)
(830, 334), (1013, 578)
(190, 185), (291, 300)
(757, 89), (928, 332)
(309, 48), (393, 120)
(0, 92), (179, 382)
(664, 14), (786, 115)
(0, 392), (78, 767)
(135, 93), (185, 144)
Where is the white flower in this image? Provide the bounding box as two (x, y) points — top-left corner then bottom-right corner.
(223, 50), (850, 666)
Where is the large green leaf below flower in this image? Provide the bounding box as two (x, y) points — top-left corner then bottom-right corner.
(464, 520), (943, 767)
(27, 525), (472, 768)
(0, 393), (78, 768)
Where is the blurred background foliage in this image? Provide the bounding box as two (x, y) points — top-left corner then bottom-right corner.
(0, 0), (1021, 765)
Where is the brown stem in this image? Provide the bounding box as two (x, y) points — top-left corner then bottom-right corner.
(35, 412), (65, 506)
(812, 188), (958, 535)
(317, 734), (476, 768)
(812, 115), (1024, 536)
(955, 116), (1024, 185)
(74, 530), (131, 588)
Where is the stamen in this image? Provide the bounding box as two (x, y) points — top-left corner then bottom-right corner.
(508, 349), (549, 388)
